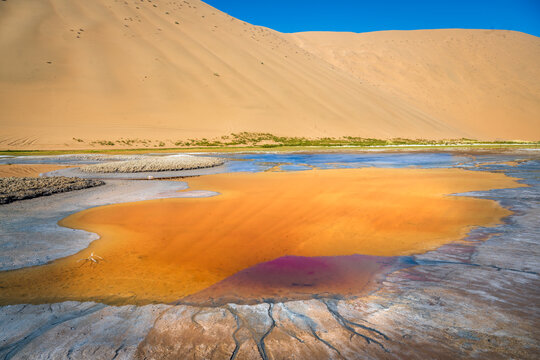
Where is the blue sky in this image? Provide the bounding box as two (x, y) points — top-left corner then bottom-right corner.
(203, 0), (540, 37)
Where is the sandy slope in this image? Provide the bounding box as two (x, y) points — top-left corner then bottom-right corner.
(289, 30), (540, 141)
(0, 0), (538, 149)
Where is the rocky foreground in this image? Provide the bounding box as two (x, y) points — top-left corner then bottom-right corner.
(0, 177), (104, 205)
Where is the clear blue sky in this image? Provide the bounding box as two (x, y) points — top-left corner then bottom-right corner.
(203, 0), (540, 37)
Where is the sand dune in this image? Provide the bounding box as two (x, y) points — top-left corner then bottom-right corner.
(0, 0), (538, 149)
(289, 30), (540, 141)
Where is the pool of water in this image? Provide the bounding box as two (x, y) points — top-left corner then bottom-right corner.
(1, 150), (538, 307)
(211, 150), (540, 174)
(3, 150), (539, 175)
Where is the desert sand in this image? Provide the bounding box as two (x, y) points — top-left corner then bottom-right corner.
(289, 30), (540, 141)
(0, 164), (70, 177)
(0, 167), (523, 305)
(0, 0), (539, 150)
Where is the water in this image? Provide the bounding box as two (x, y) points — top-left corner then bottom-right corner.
(3, 150), (538, 175)
(217, 152), (468, 172)
(1, 150), (538, 306)
(211, 150), (538, 174)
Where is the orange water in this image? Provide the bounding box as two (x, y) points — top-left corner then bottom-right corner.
(0, 168), (523, 305)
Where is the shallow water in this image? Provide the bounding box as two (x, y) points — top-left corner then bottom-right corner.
(218, 151), (471, 172)
(3, 150), (538, 174)
(0, 150), (538, 306)
(0, 167), (522, 306)
(206, 150), (540, 174)
(1, 150), (539, 359)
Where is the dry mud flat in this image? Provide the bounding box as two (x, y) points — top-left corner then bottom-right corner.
(0, 154), (539, 359)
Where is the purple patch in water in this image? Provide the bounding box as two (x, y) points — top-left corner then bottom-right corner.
(179, 254), (412, 306)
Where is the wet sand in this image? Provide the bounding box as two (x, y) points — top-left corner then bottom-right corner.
(0, 168), (524, 305)
(0, 164), (70, 178)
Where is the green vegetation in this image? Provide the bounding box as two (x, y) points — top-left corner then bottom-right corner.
(1, 133), (538, 156)
(171, 132), (538, 148)
(91, 140), (115, 146)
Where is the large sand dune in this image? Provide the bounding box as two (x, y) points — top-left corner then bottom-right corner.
(0, 0), (538, 149)
(289, 30), (540, 141)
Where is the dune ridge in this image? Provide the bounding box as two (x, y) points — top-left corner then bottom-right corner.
(0, 0), (538, 149)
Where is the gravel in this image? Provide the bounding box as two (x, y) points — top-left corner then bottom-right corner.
(0, 177), (104, 204)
